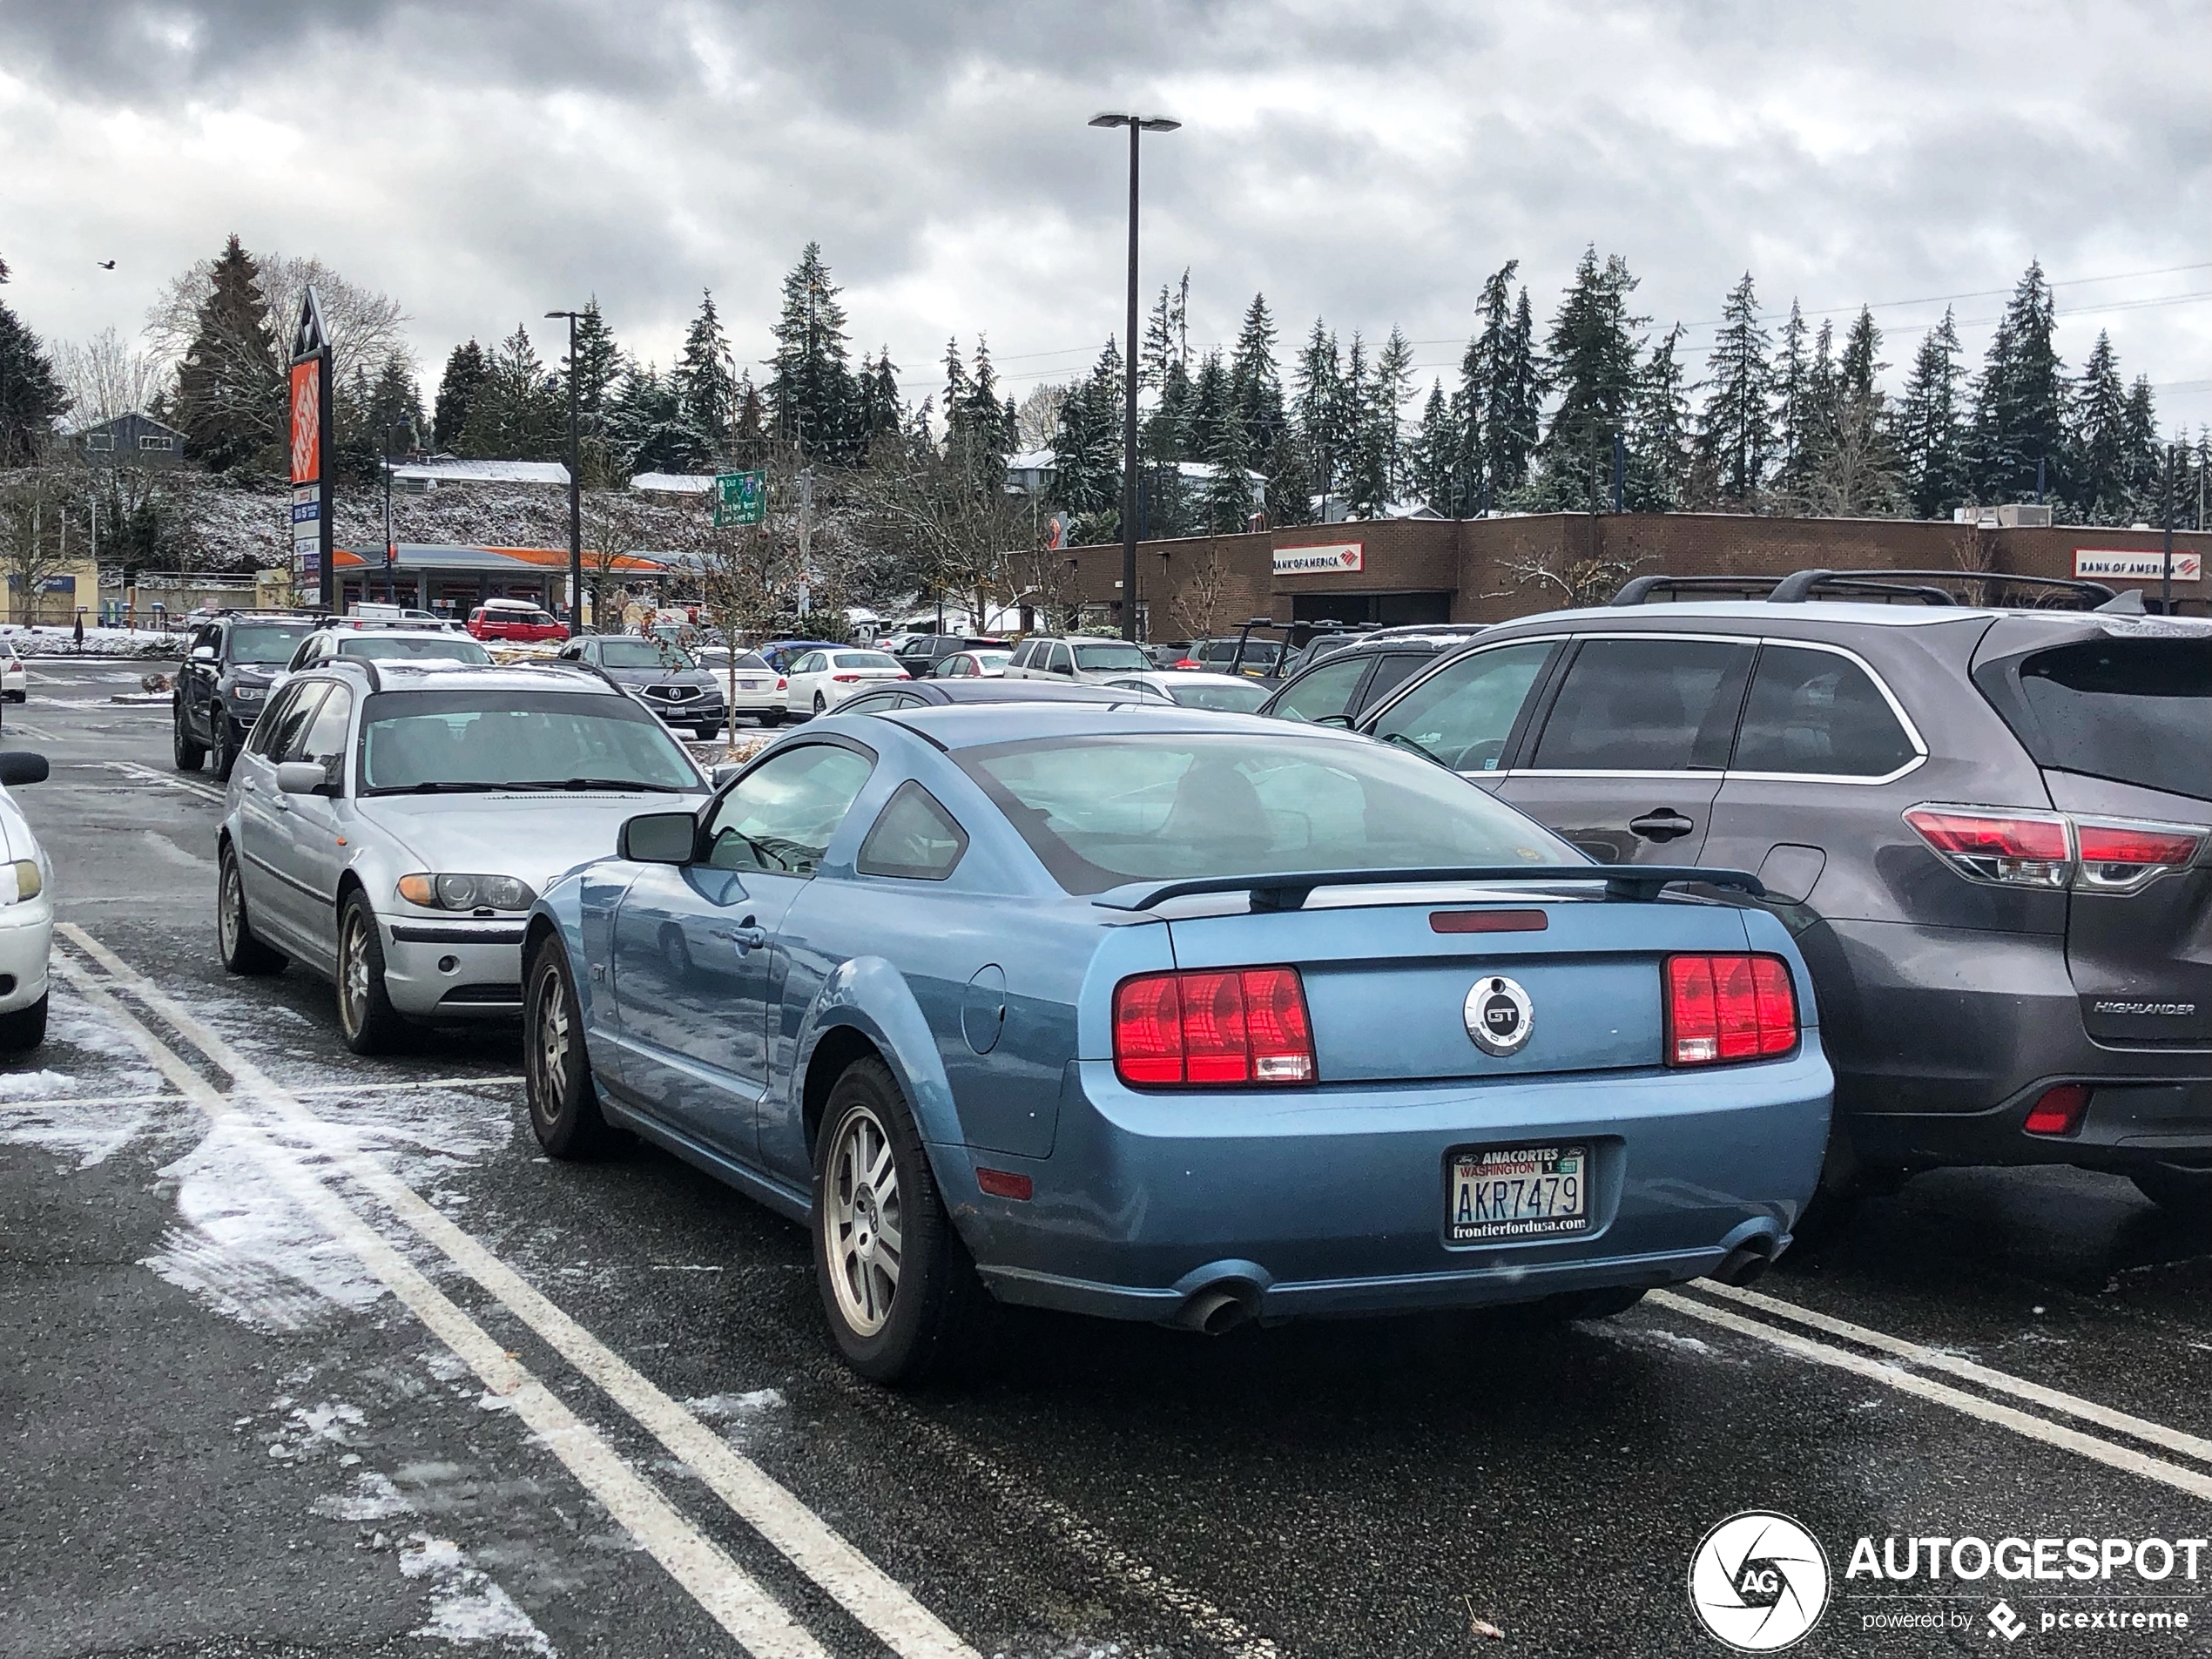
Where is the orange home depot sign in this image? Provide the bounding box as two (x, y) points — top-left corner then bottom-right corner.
(1273, 541), (1365, 576)
(2076, 549), (2202, 583)
(289, 360), (321, 485)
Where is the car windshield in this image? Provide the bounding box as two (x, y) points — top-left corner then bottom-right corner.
(232, 623), (314, 664)
(359, 691), (700, 795)
(834, 651), (899, 670)
(1073, 643), (1153, 672)
(971, 651), (1011, 669)
(342, 636), (491, 663)
(1170, 680), (1271, 712)
(718, 651), (771, 671)
(960, 732), (1578, 894)
(600, 638), (697, 671)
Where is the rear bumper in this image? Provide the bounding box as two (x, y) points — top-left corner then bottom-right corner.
(948, 1052), (1832, 1323)
(1816, 919), (2212, 1169)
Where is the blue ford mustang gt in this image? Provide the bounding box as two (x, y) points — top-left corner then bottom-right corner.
(522, 705), (1832, 1382)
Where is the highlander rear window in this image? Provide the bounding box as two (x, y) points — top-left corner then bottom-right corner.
(2007, 637), (2212, 800)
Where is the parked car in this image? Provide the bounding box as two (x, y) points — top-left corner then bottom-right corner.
(215, 660), (710, 1054)
(691, 647), (789, 727)
(0, 749), (53, 1050)
(556, 635), (739, 738)
(1096, 670), (1272, 712)
(349, 603), (465, 632)
(519, 704), (1831, 1383)
(786, 648), (909, 717)
(758, 638), (844, 675)
(1278, 622), (1489, 682)
(173, 610), (321, 780)
(0, 641), (25, 703)
(1179, 635), (1286, 677)
(834, 680), (1146, 716)
(467, 599), (569, 644)
(1260, 629), (1493, 726)
(1350, 565), (2212, 1214)
(927, 650), (1014, 679)
(1001, 635), (1157, 685)
(279, 627), (490, 685)
(892, 634), (1012, 678)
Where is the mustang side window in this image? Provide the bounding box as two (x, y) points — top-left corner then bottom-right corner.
(856, 781), (969, 880)
(703, 745), (875, 877)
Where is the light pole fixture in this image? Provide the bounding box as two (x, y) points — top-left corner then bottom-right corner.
(1089, 111), (1180, 640)
(545, 309), (585, 632)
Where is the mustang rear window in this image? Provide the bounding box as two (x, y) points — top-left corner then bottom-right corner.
(958, 733), (1577, 894)
(2003, 637), (2212, 801)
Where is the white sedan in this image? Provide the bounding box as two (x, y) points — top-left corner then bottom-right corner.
(1096, 669), (1273, 712)
(786, 648), (909, 718)
(701, 647), (790, 725)
(0, 750), (53, 1049)
(0, 642), (25, 703)
(928, 649), (1012, 679)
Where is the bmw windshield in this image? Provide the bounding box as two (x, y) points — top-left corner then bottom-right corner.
(359, 691), (702, 795)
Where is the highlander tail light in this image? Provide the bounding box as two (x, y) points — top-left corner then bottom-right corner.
(2023, 1082), (2090, 1136)
(1113, 966), (1316, 1087)
(1665, 954), (1798, 1066)
(1905, 805), (2207, 894)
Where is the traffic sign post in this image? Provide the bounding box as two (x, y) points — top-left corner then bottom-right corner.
(288, 290), (334, 610)
(714, 470), (765, 528)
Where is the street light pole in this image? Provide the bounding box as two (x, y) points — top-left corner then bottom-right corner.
(545, 309), (585, 634)
(2162, 442), (2177, 615)
(1089, 111), (1180, 641)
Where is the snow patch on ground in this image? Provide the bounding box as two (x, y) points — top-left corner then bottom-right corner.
(401, 1533), (556, 1653)
(0, 1068), (79, 1101)
(313, 1469), (415, 1522)
(267, 1399), (368, 1462)
(1582, 1321), (1722, 1358)
(685, 1388), (785, 1423)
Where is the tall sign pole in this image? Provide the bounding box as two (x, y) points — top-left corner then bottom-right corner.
(289, 289), (334, 610)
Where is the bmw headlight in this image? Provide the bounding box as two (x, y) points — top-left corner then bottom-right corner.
(3, 860), (40, 904)
(395, 872), (536, 912)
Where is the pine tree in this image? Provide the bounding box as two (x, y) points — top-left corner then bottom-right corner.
(2069, 330), (2131, 523)
(1631, 326), (1694, 511)
(1534, 247), (1647, 512)
(1460, 269), (1543, 504)
(732, 373), (770, 467)
(1293, 321), (1345, 513)
(1140, 278), (1187, 391)
(1190, 352), (1251, 531)
(1342, 334), (1393, 519)
(1770, 301), (1811, 495)
(1894, 310), (1969, 519)
(1372, 327), (1416, 500)
(1795, 319), (1840, 490)
(939, 337), (969, 433)
(853, 347), (903, 452)
(1698, 273), (1771, 505)
(1969, 260), (2067, 502)
(1412, 381), (1457, 513)
(671, 291), (739, 462)
(610, 364), (692, 474)
(2119, 376), (2164, 523)
(565, 298), (624, 442)
(457, 325), (562, 461)
(432, 340), (487, 451)
(171, 233), (280, 471)
(768, 243), (857, 461)
(1228, 294), (1285, 462)
(1050, 338), (1124, 519)
(0, 280), (66, 468)
(1838, 307), (1884, 402)
(334, 355), (423, 483)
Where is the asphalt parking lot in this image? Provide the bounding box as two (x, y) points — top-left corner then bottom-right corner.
(10, 657), (2212, 1658)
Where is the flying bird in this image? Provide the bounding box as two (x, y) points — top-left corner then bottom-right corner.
(97, 260), (115, 269)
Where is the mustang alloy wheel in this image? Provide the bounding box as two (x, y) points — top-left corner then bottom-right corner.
(811, 1056), (987, 1384)
(334, 893), (406, 1055)
(524, 939), (609, 1157)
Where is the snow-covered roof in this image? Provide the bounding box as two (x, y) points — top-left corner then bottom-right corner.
(1007, 449), (1057, 472)
(630, 472), (717, 495)
(389, 458), (571, 487)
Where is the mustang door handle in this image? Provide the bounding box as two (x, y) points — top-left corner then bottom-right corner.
(1628, 810), (1696, 842)
(715, 925), (769, 953)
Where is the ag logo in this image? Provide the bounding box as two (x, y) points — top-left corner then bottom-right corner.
(1464, 974), (1534, 1057)
(1688, 1512), (1831, 1651)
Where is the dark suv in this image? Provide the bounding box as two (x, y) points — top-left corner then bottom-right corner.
(1351, 568), (2212, 1212)
(174, 611), (320, 780)
(1260, 625), (1491, 725)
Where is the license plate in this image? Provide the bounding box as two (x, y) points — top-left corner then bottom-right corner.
(1447, 1143), (1588, 1243)
(738, 680), (761, 690)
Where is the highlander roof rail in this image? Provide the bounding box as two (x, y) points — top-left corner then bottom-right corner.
(1610, 575), (1784, 606)
(1091, 865), (1766, 914)
(1767, 568), (2116, 606)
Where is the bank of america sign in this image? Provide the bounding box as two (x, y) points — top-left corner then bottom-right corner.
(1274, 542), (1365, 575)
(2075, 549), (2202, 583)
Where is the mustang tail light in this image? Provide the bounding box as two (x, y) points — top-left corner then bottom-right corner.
(1905, 805), (2205, 894)
(2023, 1083), (2090, 1136)
(1113, 966), (1315, 1087)
(1665, 954), (1797, 1066)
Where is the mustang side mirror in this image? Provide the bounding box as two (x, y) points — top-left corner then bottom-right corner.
(274, 760), (327, 796)
(620, 809), (698, 865)
(0, 752), (48, 786)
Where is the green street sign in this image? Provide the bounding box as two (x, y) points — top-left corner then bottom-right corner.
(714, 470), (765, 527)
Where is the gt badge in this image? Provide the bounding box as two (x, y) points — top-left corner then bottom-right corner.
(1464, 974), (1534, 1057)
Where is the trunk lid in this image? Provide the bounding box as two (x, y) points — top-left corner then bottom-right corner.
(1160, 887), (1757, 1082)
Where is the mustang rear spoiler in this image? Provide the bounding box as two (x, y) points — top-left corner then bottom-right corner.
(1091, 866), (1767, 914)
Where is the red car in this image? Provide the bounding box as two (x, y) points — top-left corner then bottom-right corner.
(467, 600), (570, 644)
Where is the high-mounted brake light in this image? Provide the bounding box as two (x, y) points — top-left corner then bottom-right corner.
(1665, 954), (1797, 1067)
(1905, 805), (2206, 894)
(1113, 966), (1316, 1087)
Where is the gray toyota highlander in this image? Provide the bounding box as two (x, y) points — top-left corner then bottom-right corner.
(1348, 568), (2212, 1215)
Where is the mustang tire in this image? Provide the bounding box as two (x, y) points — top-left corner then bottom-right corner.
(334, 892), (406, 1055)
(0, 993), (48, 1053)
(812, 1056), (984, 1384)
(217, 842), (287, 975)
(524, 938), (610, 1158)
(172, 710), (206, 772)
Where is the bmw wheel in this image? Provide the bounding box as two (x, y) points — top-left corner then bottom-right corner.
(217, 842), (286, 975)
(524, 938), (610, 1157)
(334, 892), (406, 1055)
(812, 1056), (984, 1384)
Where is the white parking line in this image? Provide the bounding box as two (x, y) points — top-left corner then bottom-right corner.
(99, 759), (226, 803)
(0, 1076), (524, 1112)
(9, 722), (59, 741)
(51, 950), (833, 1659)
(60, 925), (981, 1659)
(1649, 1288), (2212, 1503)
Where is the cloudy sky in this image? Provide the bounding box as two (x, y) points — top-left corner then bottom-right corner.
(4, 0), (2209, 427)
